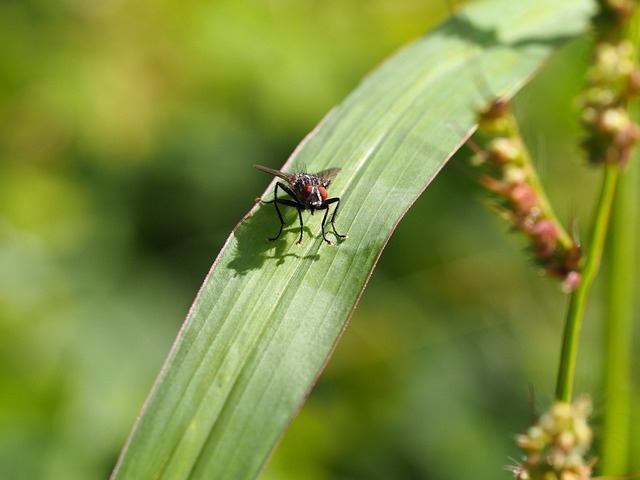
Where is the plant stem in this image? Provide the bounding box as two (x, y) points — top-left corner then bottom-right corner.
(600, 153), (637, 474)
(555, 163), (619, 402)
(600, 6), (640, 472)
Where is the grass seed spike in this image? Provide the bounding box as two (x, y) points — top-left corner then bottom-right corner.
(254, 165), (348, 246)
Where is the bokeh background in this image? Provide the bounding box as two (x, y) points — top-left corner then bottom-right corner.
(0, 0), (622, 478)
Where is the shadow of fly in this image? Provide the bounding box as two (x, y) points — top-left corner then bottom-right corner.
(254, 165), (348, 247)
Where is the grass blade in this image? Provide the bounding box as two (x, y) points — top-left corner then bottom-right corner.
(112, 0), (592, 478)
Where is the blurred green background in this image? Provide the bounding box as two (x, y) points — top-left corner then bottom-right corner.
(0, 0), (620, 478)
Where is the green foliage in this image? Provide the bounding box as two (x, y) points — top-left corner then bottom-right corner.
(5, 0), (630, 479)
(109, 0), (592, 478)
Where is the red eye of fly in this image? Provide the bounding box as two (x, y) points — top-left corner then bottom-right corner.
(300, 185), (314, 200)
(318, 186), (328, 202)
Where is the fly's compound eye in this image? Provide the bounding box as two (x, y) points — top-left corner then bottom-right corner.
(318, 186), (328, 202)
(300, 185), (314, 201)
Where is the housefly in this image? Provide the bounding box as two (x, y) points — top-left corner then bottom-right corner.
(254, 165), (348, 246)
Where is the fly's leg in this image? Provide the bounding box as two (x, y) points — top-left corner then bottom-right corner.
(322, 197), (348, 245)
(295, 207), (304, 246)
(320, 207), (333, 246)
(262, 197), (285, 241)
(262, 182), (305, 245)
(326, 197), (348, 239)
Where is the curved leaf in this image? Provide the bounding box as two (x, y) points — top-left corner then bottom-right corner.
(112, 0), (592, 478)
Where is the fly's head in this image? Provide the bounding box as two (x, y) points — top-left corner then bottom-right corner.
(294, 173), (329, 210)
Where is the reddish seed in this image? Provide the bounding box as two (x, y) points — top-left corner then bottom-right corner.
(510, 184), (539, 213)
(531, 220), (558, 258)
(562, 271), (582, 292)
(479, 175), (508, 195)
(533, 219), (558, 241)
(479, 97), (510, 121)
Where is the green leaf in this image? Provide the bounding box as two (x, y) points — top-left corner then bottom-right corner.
(111, 0), (592, 478)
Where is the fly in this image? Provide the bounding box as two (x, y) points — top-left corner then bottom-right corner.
(254, 164), (348, 246)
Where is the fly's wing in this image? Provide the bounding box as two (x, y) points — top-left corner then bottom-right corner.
(316, 167), (341, 187)
(254, 165), (297, 185)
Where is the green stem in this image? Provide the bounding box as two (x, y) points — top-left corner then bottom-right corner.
(555, 163), (619, 402)
(600, 154), (636, 474)
(601, 8), (640, 463)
